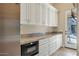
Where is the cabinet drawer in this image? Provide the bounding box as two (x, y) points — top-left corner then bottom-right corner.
(39, 44), (49, 56)
(39, 43), (49, 52)
(39, 38), (49, 45)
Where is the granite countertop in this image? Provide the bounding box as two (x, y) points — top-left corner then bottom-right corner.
(20, 32), (62, 45)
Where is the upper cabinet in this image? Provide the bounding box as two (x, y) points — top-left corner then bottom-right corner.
(47, 4), (58, 26)
(20, 3), (58, 27)
(20, 3), (27, 24)
(20, 3), (36, 24)
(54, 8), (58, 26)
(40, 4), (48, 26)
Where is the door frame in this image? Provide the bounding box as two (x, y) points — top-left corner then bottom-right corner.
(64, 9), (71, 47)
(65, 9), (77, 49)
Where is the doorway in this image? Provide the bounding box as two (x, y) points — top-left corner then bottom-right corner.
(65, 9), (77, 49)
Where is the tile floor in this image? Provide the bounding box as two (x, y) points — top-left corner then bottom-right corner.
(51, 47), (77, 56)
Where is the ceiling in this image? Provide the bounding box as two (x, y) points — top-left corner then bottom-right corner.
(50, 3), (74, 11)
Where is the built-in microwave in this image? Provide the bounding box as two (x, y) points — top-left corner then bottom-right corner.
(21, 41), (39, 56)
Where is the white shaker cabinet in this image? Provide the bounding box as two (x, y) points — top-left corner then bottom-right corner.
(35, 4), (42, 25)
(49, 34), (62, 55)
(53, 9), (58, 26)
(39, 43), (49, 56)
(20, 3), (36, 24)
(20, 3), (39, 25)
(38, 34), (62, 56)
(48, 7), (54, 26)
(39, 38), (49, 56)
(49, 35), (57, 55)
(47, 5), (58, 27)
(40, 4), (48, 25)
(29, 4), (37, 24)
(20, 3), (28, 24)
(20, 3), (58, 26)
(56, 34), (62, 49)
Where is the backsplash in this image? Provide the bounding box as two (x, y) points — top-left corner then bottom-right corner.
(20, 24), (58, 34)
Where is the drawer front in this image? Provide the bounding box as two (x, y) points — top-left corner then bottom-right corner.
(39, 43), (49, 52)
(39, 44), (49, 56)
(39, 38), (49, 45)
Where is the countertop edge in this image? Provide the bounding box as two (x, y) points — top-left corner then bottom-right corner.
(20, 32), (63, 45)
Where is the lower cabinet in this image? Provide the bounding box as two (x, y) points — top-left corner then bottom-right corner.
(56, 34), (62, 49)
(49, 39), (57, 55)
(39, 44), (49, 56)
(39, 38), (49, 56)
(37, 34), (62, 56)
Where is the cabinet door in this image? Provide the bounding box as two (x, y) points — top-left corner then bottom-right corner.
(50, 8), (54, 26)
(47, 7), (50, 26)
(39, 43), (49, 56)
(48, 6), (54, 26)
(39, 38), (49, 56)
(55, 10), (58, 26)
(40, 4), (48, 25)
(20, 3), (29, 24)
(47, 5), (58, 27)
(56, 34), (62, 48)
(49, 36), (57, 55)
(20, 3), (41, 25)
(20, 3), (36, 24)
(52, 10), (56, 26)
(39, 38), (49, 46)
(49, 40), (57, 55)
(53, 9), (58, 26)
(29, 4), (36, 24)
(47, 4), (50, 26)
(35, 3), (41, 25)
(45, 4), (49, 25)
